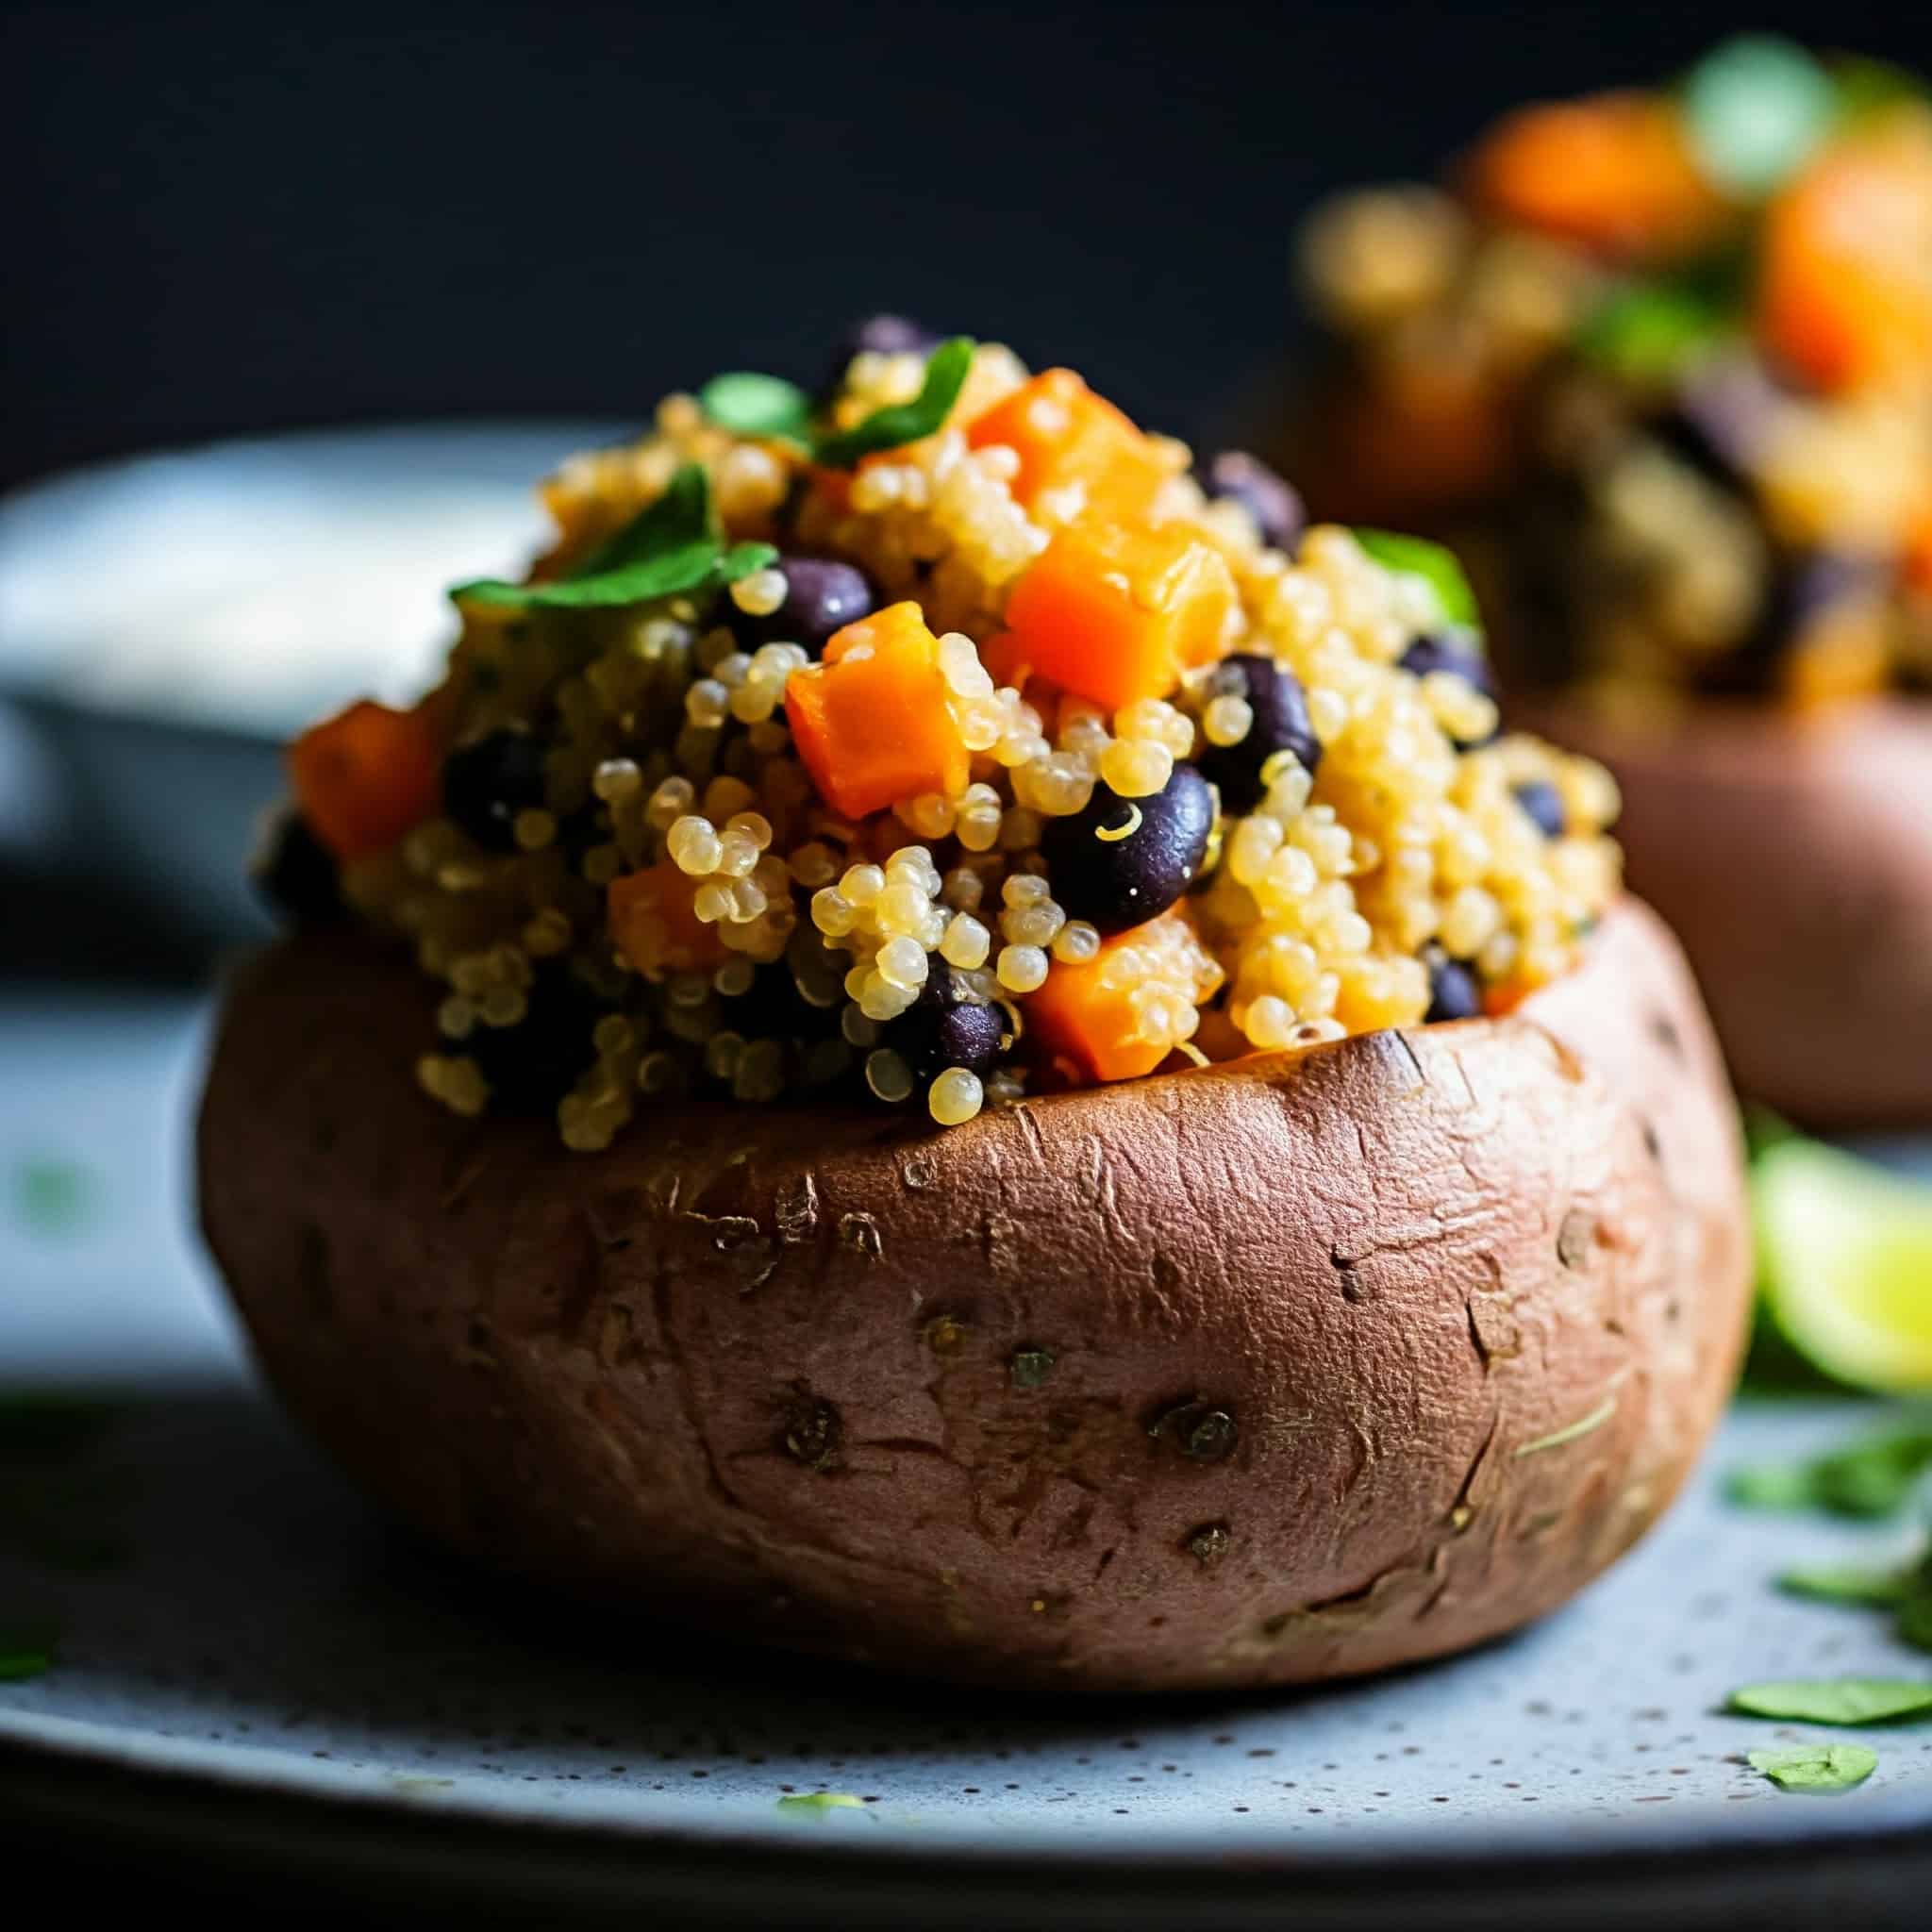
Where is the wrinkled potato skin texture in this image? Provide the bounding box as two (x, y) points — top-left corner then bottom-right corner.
(1525, 700), (1932, 1129)
(199, 898), (1748, 1693)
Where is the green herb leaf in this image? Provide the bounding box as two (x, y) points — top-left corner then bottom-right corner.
(776, 1791), (864, 1814)
(1777, 1562), (1915, 1607)
(1685, 36), (1836, 196)
(1574, 283), (1728, 383)
(449, 464), (772, 612)
(719, 541), (779, 584)
(1351, 528), (1482, 632)
(569, 461), (714, 577)
(1728, 1677), (1932, 1724)
(700, 372), (816, 446)
(1725, 1424), (1932, 1519)
(1747, 1742), (1878, 1791)
(1897, 1591), (1932, 1653)
(13, 1158), (96, 1238)
(816, 337), (975, 470)
(1830, 56), (1931, 129)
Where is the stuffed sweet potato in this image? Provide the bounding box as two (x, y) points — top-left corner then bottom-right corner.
(202, 322), (1749, 1690)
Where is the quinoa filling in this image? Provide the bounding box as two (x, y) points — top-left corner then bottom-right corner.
(1295, 38), (1932, 709)
(265, 323), (1621, 1143)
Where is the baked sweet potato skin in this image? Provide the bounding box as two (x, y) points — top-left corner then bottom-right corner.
(1524, 699), (1932, 1129)
(198, 898), (1748, 1693)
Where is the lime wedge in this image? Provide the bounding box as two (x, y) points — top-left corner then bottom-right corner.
(1756, 1141), (1932, 1393)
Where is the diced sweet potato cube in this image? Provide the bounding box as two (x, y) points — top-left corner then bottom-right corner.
(786, 601), (971, 818)
(965, 368), (1169, 521)
(287, 699), (442, 861)
(989, 520), (1237, 709)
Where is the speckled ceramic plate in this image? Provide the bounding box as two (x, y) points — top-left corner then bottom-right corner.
(4, 993), (1930, 1926)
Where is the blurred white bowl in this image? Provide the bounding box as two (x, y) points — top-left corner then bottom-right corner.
(0, 421), (629, 947)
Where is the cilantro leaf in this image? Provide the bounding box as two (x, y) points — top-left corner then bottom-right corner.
(815, 337), (976, 470)
(1351, 528), (1483, 632)
(1725, 1425), (1932, 1520)
(700, 372), (815, 446)
(449, 464), (774, 612)
(1897, 1591), (1932, 1653)
(1728, 1677), (1932, 1724)
(1747, 1742), (1878, 1792)
(1777, 1562), (1915, 1607)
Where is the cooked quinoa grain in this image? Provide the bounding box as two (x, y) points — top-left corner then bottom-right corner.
(278, 324), (1621, 1141)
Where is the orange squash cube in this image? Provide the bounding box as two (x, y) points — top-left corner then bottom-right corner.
(989, 520), (1238, 710)
(965, 368), (1170, 521)
(1468, 94), (1723, 262)
(1759, 118), (1932, 392)
(785, 601), (971, 819)
(1024, 913), (1215, 1084)
(608, 860), (726, 977)
(287, 698), (442, 860)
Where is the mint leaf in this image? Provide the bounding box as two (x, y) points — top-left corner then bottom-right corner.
(450, 464), (774, 612)
(700, 372), (815, 445)
(1748, 1742), (1878, 1791)
(1728, 1677), (1932, 1724)
(569, 461), (714, 577)
(1685, 36), (1835, 195)
(816, 337), (975, 470)
(719, 541), (778, 584)
(1352, 528), (1482, 632)
(1777, 1562), (1915, 1607)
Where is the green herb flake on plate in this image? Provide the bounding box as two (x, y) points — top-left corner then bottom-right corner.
(1747, 1742), (1878, 1792)
(13, 1158), (96, 1238)
(1725, 1422), (1932, 1519)
(1728, 1677), (1932, 1725)
(1776, 1562), (1915, 1607)
(776, 1791), (865, 1815)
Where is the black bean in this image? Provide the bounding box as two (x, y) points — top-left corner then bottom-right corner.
(1041, 762), (1215, 936)
(887, 966), (1006, 1084)
(732, 555), (876, 654)
(441, 729), (550, 853)
(1202, 452), (1305, 554)
(1512, 779), (1566, 839)
(1398, 633), (1498, 749)
(1423, 950), (1482, 1024)
(463, 966), (606, 1113)
(1194, 653), (1322, 813)
(253, 809), (341, 926)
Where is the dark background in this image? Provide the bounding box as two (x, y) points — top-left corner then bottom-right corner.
(4, 0), (1929, 491)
